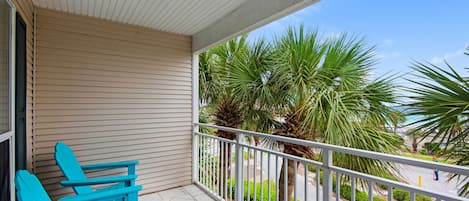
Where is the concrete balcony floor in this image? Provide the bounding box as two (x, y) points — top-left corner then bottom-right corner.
(140, 185), (215, 201)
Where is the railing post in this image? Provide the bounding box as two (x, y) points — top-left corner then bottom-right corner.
(192, 127), (199, 183)
(322, 149), (333, 201)
(191, 53), (199, 184)
(235, 133), (243, 201)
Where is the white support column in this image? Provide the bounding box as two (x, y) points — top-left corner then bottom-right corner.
(322, 149), (333, 201)
(192, 53), (199, 183)
(6, 1), (16, 200)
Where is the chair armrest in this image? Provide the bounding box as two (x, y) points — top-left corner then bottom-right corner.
(81, 161), (138, 171)
(59, 185), (142, 201)
(60, 175), (137, 187)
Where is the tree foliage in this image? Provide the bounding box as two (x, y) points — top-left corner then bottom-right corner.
(406, 49), (469, 196)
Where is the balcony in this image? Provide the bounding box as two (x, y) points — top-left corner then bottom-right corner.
(193, 123), (469, 201)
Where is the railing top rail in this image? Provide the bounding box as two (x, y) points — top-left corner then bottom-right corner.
(195, 122), (469, 176)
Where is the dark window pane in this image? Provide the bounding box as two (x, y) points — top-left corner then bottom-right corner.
(0, 140), (10, 201)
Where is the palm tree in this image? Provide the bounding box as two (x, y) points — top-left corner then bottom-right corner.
(406, 51), (469, 196)
(272, 26), (403, 200)
(407, 129), (424, 153)
(199, 36), (279, 196)
(390, 110), (406, 134)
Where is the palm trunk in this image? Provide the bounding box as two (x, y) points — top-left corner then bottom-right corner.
(218, 141), (232, 199)
(412, 136), (418, 153)
(275, 113), (310, 201)
(279, 157), (295, 201)
(213, 98), (242, 199)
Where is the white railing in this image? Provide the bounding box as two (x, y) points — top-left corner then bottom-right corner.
(193, 123), (469, 201)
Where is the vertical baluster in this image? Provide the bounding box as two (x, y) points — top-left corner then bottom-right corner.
(410, 192), (416, 201)
(198, 135), (202, 183)
(212, 138), (216, 192)
(225, 141), (228, 199)
(260, 151), (264, 200)
(247, 148), (251, 201)
(229, 143), (232, 200)
(216, 138), (220, 195)
(316, 167), (320, 201)
(268, 152), (271, 201)
(205, 137), (209, 188)
(254, 149), (257, 201)
(235, 133), (244, 201)
(387, 186), (393, 201)
(207, 137), (211, 190)
(294, 161), (297, 201)
(221, 141), (224, 199)
(276, 155), (279, 201)
(336, 172), (341, 201)
(368, 181), (373, 201)
(284, 158), (288, 201)
(304, 163), (308, 201)
(351, 176), (356, 201)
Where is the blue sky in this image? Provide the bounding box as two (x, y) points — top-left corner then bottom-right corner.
(248, 0), (469, 93)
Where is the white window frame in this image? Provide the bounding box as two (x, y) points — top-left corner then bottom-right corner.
(0, 0), (16, 200)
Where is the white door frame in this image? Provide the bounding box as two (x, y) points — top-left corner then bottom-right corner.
(1, 0), (16, 200)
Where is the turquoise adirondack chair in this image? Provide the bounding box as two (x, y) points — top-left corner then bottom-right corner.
(15, 170), (142, 201)
(54, 142), (140, 201)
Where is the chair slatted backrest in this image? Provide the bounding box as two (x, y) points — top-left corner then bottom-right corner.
(55, 141), (93, 194)
(15, 170), (52, 201)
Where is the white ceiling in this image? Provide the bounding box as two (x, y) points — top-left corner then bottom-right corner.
(32, 0), (248, 35)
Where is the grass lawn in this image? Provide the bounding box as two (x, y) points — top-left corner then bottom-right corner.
(401, 152), (454, 164)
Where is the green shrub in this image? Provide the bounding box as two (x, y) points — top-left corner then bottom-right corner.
(336, 185), (368, 201)
(393, 188), (432, 201)
(377, 173), (399, 190)
(419, 149), (427, 155)
(227, 179), (277, 201)
(373, 196), (386, 201)
(423, 142), (440, 155)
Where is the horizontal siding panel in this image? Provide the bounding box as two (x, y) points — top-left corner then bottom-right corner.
(34, 117), (192, 129)
(34, 130), (191, 147)
(35, 13), (192, 47)
(35, 108), (192, 117)
(34, 8), (193, 198)
(35, 97), (191, 104)
(35, 135), (191, 155)
(42, 159), (193, 188)
(35, 91), (191, 99)
(36, 145), (192, 169)
(36, 8), (191, 42)
(36, 113), (191, 123)
(35, 121), (191, 135)
(38, 47), (191, 70)
(36, 59), (192, 74)
(36, 66), (191, 81)
(37, 27), (191, 56)
(34, 127), (191, 143)
(36, 34), (191, 64)
(38, 155), (191, 180)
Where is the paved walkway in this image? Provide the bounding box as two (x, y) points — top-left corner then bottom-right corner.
(398, 164), (460, 196)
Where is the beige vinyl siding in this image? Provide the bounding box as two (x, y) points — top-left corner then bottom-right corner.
(0, 2), (9, 133)
(34, 8), (193, 198)
(11, 0), (35, 170)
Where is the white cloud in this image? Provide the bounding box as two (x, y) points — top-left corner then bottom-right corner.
(376, 51), (401, 60)
(383, 39), (395, 46)
(430, 48), (465, 65)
